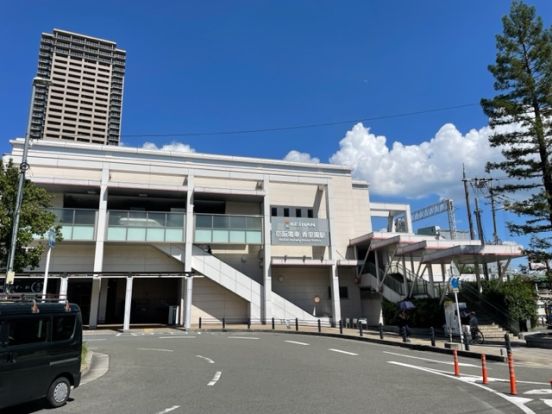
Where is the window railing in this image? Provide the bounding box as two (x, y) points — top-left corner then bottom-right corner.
(50, 208), (97, 241)
(194, 214), (263, 244)
(106, 210), (186, 242)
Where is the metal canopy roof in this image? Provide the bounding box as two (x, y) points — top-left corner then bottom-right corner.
(420, 244), (524, 265)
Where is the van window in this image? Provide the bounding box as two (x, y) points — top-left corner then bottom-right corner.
(52, 315), (76, 341)
(7, 318), (50, 346)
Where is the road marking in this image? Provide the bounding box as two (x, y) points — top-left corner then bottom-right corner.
(159, 336), (196, 339)
(383, 351), (478, 367)
(156, 405), (180, 414)
(285, 340), (309, 346)
(85, 338), (106, 342)
(196, 355), (215, 364)
(524, 389), (552, 395)
(388, 361), (536, 414)
(228, 336), (259, 340)
(329, 348), (358, 356)
(543, 399), (552, 408)
(116, 333), (122, 337)
(138, 348), (174, 352)
(208, 371), (222, 386)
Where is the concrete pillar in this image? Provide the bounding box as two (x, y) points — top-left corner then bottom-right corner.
(401, 256), (408, 296)
(90, 166), (109, 328)
(427, 265), (436, 298)
(374, 251), (380, 286)
(184, 276), (193, 330)
(178, 278), (185, 327)
(59, 276), (68, 302)
(441, 263), (447, 282)
(325, 183), (341, 325)
(184, 174), (194, 273)
(405, 205), (413, 233)
(262, 176), (272, 323)
(123, 276), (133, 332)
(98, 279), (109, 324)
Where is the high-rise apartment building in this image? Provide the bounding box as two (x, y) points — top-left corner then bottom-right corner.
(31, 29), (126, 145)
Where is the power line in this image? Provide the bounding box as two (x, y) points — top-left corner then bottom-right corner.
(121, 103), (479, 138)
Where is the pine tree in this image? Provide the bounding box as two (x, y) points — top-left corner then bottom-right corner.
(0, 159), (60, 272)
(481, 0), (552, 261)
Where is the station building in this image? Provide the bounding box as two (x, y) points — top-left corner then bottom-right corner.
(2, 138), (524, 330)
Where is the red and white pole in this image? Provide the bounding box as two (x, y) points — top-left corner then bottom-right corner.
(481, 353), (488, 384)
(507, 351), (517, 395)
(453, 349), (460, 377)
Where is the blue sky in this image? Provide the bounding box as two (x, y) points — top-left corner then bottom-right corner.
(1, 1), (551, 255)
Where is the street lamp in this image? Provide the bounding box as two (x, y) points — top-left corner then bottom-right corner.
(5, 77), (52, 292)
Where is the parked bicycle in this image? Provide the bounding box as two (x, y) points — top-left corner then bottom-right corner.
(469, 328), (485, 345)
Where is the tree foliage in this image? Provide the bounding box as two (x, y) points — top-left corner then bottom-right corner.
(0, 159), (60, 272)
(481, 0), (552, 259)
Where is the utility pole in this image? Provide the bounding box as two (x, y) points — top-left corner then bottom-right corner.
(463, 165), (481, 289)
(462, 165), (476, 240)
(474, 192), (490, 281)
(487, 179), (503, 280)
(5, 77), (51, 291)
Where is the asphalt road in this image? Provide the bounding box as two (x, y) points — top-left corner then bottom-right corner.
(4, 332), (552, 414)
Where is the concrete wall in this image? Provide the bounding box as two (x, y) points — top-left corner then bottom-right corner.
(102, 245), (184, 273)
(212, 244), (263, 284)
(195, 177), (259, 192)
(225, 201), (261, 215)
(337, 267), (362, 319)
(191, 277), (249, 322)
(36, 243), (95, 273)
(271, 266), (332, 316)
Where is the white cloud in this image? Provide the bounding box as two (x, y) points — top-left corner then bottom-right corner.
(283, 150), (320, 164)
(142, 141), (195, 153)
(329, 122), (509, 198)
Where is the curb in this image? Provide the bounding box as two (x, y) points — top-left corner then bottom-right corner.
(193, 328), (507, 362)
(80, 350), (94, 377)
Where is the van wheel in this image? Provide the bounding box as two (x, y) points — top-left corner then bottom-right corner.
(47, 377), (71, 407)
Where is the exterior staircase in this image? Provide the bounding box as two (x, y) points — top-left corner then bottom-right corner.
(153, 244), (318, 322)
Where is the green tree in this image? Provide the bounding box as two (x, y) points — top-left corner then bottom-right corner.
(481, 0), (552, 259)
(0, 159), (60, 272)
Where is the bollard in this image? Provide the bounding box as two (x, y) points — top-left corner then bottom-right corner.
(247, 318), (251, 330)
(507, 351), (517, 395)
(359, 322), (363, 337)
(504, 333), (512, 353)
(339, 320), (343, 335)
(272, 317), (275, 330)
(295, 318), (299, 332)
(379, 323), (384, 340)
(222, 317), (226, 330)
(199, 317), (202, 330)
(430, 327), (436, 347)
(318, 319), (321, 333)
(453, 349), (460, 376)
(463, 329), (470, 351)
(481, 354), (488, 384)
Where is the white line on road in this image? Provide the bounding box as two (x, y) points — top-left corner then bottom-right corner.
(196, 355), (215, 364)
(156, 405), (180, 414)
(138, 348), (174, 352)
(329, 348), (358, 356)
(383, 351), (478, 367)
(228, 336), (259, 340)
(208, 371), (222, 386)
(116, 333), (122, 337)
(159, 336), (196, 339)
(285, 340), (310, 346)
(388, 361), (536, 414)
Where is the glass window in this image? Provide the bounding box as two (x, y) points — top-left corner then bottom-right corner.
(228, 216), (246, 229)
(52, 315), (76, 341)
(7, 317), (50, 346)
(195, 215), (213, 228)
(74, 209), (96, 225)
(246, 217), (262, 230)
(296, 209), (302, 218)
(307, 209), (314, 218)
(213, 215), (229, 229)
(283, 208), (289, 217)
(271, 207), (277, 217)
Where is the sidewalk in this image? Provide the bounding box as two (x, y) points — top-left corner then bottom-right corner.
(83, 322), (552, 366)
